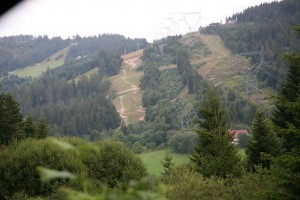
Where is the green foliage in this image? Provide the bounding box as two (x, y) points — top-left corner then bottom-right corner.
(270, 153), (300, 199)
(13, 74), (121, 136)
(0, 138), (85, 198)
(269, 26), (300, 199)
(138, 149), (189, 176)
(161, 153), (175, 178)
(163, 165), (277, 200)
(246, 111), (283, 169)
(83, 141), (147, 189)
(0, 91), (23, 145)
(132, 141), (144, 154)
(36, 118), (49, 139)
(272, 28), (300, 151)
(22, 115), (37, 138)
(0, 35), (68, 76)
(168, 131), (196, 153)
(65, 34), (148, 62)
(203, 0), (300, 88)
(46, 50), (122, 80)
(34, 139), (165, 200)
(164, 166), (233, 200)
(191, 89), (243, 178)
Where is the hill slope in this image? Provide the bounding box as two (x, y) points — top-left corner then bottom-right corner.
(111, 50), (145, 125)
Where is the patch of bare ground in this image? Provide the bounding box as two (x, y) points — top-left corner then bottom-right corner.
(111, 50), (145, 125)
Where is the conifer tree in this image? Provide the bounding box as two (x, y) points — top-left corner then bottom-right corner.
(0, 91), (22, 145)
(270, 25), (300, 199)
(161, 152), (175, 177)
(36, 118), (49, 139)
(273, 25), (300, 151)
(22, 115), (37, 138)
(246, 111), (282, 169)
(190, 89), (242, 178)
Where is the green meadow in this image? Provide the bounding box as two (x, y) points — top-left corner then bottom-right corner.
(9, 46), (69, 78)
(138, 149), (189, 176)
(139, 148), (246, 176)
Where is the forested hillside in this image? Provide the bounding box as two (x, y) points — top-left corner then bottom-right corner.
(0, 34), (148, 137)
(0, 35), (68, 76)
(65, 34), (148, 62)
(202, 0), (300, 88)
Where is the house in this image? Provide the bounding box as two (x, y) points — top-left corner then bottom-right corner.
(228, 129), (249, 145)
(227, 17), (237, 24)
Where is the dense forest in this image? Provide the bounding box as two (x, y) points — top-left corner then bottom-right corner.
(0, 35), (68, 76)
(0, 34), (145, 137)
(65, 34), (148, 62)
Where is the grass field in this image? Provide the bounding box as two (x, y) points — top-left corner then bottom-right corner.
(138, 149), (189, 176)
(9, 60), (64, 78)
(138, 148), (247, 176)
(9, 46), (69, 78)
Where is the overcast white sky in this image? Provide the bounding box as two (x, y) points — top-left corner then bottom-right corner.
(0, 0), (278, 42)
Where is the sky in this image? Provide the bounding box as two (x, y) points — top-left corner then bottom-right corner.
(0, 0), (278, 42)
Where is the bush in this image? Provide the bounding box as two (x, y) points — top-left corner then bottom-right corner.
(164, 166), (233, 200)
(131, 141), (143, 154)
(83, 141), (147, 189)
(0, 138), (85, 199)
(168, 132), (196, 153)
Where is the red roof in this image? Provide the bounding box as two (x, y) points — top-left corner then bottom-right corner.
(228, 130), (249, 139)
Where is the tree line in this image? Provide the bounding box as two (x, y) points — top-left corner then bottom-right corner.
(0, 35), (68, 76)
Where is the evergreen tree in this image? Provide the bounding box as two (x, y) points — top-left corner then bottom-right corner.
(246, 111), (282, 169)
(22, 115), (37, 138)
(269, 25), (300, 199)
(0, 91), (22, 145)
(273, 25), (300, 151)
(36, 118), (49, 139)
(273, 50), (300, 129)
(161, 152), (175, 177)
(190, 89), (242, 178)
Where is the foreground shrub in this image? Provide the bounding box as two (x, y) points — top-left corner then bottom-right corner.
(0, 138), (85, 199)
(83, 141), (147, 189)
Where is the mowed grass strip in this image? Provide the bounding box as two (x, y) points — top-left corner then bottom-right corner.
(9, 46), (69, 78)
(138, 149), (189, 176)
(9, 60), (64, 78)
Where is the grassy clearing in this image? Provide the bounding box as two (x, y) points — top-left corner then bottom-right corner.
(138, 149), (189, 176)
(9, 60), (64, 78)
(9, 46), (69, 78)
(139, 148), (246, 176)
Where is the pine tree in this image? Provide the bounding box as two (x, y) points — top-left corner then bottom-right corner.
(0, 91), (23, 145)
(269, 25), (300, 199)
(272, 25), (300, 151)
(246, 111), (282, 169)
(161, 152), (175, 176)
(22, 115), (37, 138)
(36, 118), (49, 139)
(190, 89), (242, 178)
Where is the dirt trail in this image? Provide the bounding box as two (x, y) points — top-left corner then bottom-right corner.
(191, 33), (230, 78)
(189, 33), (247, 84)
(111, 50), (145, 125)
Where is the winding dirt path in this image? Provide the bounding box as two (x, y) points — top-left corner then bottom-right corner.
(111, 50), (145, 125)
